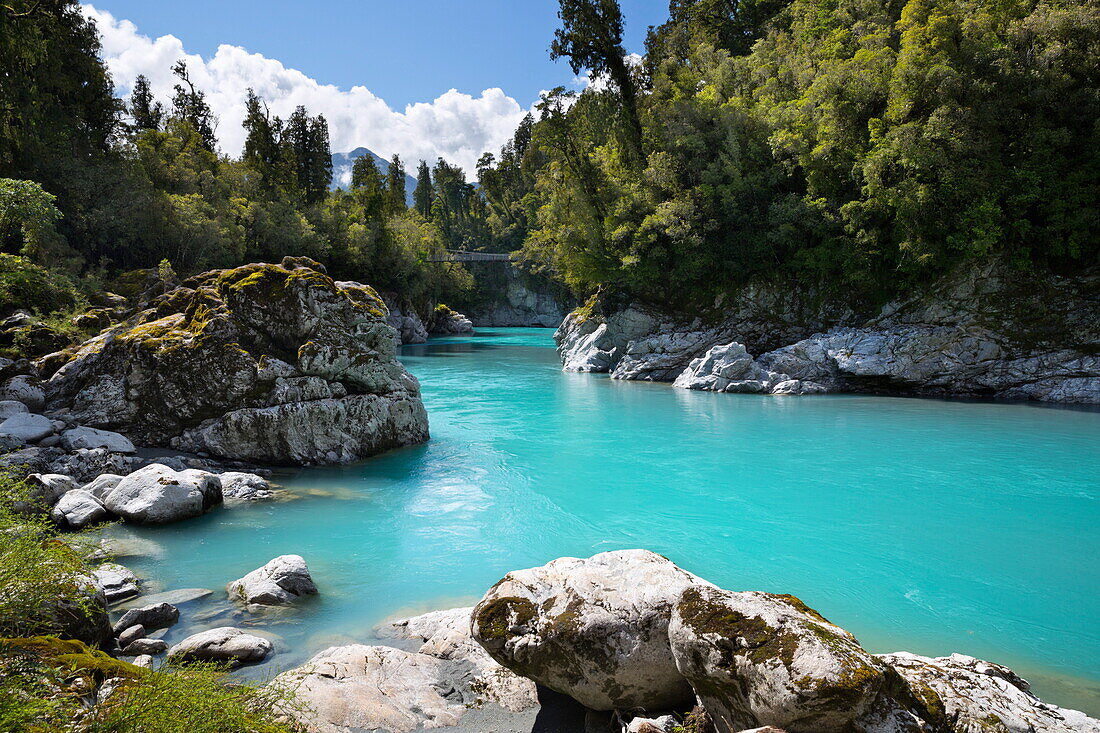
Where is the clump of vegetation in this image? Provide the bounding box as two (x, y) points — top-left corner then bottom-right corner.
(0, 473), (305, 731)
(0, 639), (304, 733)
(0, 253), (80, 318)
(0, 474), (102, 641)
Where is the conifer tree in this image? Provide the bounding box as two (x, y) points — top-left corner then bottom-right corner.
(413, 160), (434, 218)
(385, 154), (407, 213)
(129, 75), (163, 133)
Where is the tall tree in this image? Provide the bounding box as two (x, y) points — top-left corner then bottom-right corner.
(413, 160), (434, 217)
(128, 75), (163, 133)
(551, 0), (643, 162)
(170, 60), (217, 151)
(283, 106), (332, 204)
(241, 89), (283, 190)
(385, 154), (407, 213)
(350, 154), (385, 220)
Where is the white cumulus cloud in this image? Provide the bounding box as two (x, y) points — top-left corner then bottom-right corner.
(83, 4), (534, 178)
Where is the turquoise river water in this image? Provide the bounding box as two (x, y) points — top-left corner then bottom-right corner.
(105, 328), (1100, 715)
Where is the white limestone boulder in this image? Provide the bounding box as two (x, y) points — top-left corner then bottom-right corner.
(101, 463), (221, 524)
(227, 554), (317, 606)
(470, 549), (706, 711)
(168, 627), (272, 667)
(273, 645), (476, 733)
(50, 489), (108, 529)
(92, 563), (141, 604)
(217, 471), (275, 502)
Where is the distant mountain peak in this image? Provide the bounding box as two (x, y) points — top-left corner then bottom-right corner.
(331, 148), (417, 206)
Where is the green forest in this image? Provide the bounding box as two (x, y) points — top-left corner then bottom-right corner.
(1, 0), (1098, 318)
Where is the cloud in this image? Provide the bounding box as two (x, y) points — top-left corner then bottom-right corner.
(83, 4), (532, 178)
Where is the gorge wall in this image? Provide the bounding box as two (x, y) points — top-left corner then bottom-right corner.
(557, 261), (1100, 403)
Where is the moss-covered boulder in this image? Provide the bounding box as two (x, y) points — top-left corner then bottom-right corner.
(668, 586), (889, 733)
(46, 257), (428, 465)
(470, 549), (704, 711)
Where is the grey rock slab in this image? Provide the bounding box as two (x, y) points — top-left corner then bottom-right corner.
(117, 587), (211, 609)
(0, 413), (55, 442)
(60, 427), (136, 453)
(114, 602), (179, 634)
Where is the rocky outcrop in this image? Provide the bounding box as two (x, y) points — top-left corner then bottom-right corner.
(167, 627), (273, 667)
(426, 304), (474, 335)
(227, 554), (317, 606)
(379, 292), (429, 345)
(461, 265), (571, 327)
(276, 606), (539, 733)
(45, 258), (429, 464)
(881, 652), (1100, 733)
(470, 549), (705, 711)
(559, 262), (1100, 403)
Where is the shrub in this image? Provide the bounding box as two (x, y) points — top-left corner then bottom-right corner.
(0, 253), (80, 317)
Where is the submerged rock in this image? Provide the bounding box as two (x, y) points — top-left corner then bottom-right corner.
(168, 627), (272, 667)
(471, 549), (704, 711)
(92, 563), (140, 604)
(46, 258), (429, 465)
(227, 554), (317, 606)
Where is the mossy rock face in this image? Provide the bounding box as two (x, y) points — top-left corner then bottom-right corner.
(46, 259), (428, 465)
(470, 549), (702, 712)
(668, 586), (887, 733)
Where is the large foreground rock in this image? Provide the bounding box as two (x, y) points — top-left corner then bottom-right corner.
(46, 258), (429, 464)
(470, 549), (704, 711)
(101, 463), (221, 524)
(168, 627), (272, 667)
(227, 554), (317, 605)
(669, 586), (889, 732)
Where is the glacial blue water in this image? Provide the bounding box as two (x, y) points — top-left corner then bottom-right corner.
(106, 328), (1100, 714)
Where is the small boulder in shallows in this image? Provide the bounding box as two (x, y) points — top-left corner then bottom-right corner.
(227, 554), (317, 606)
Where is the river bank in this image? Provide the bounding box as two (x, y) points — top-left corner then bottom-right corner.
(87, 328), (1100, 720)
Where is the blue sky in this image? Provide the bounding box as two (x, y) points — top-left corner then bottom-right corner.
(88, 0), (670, 109)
